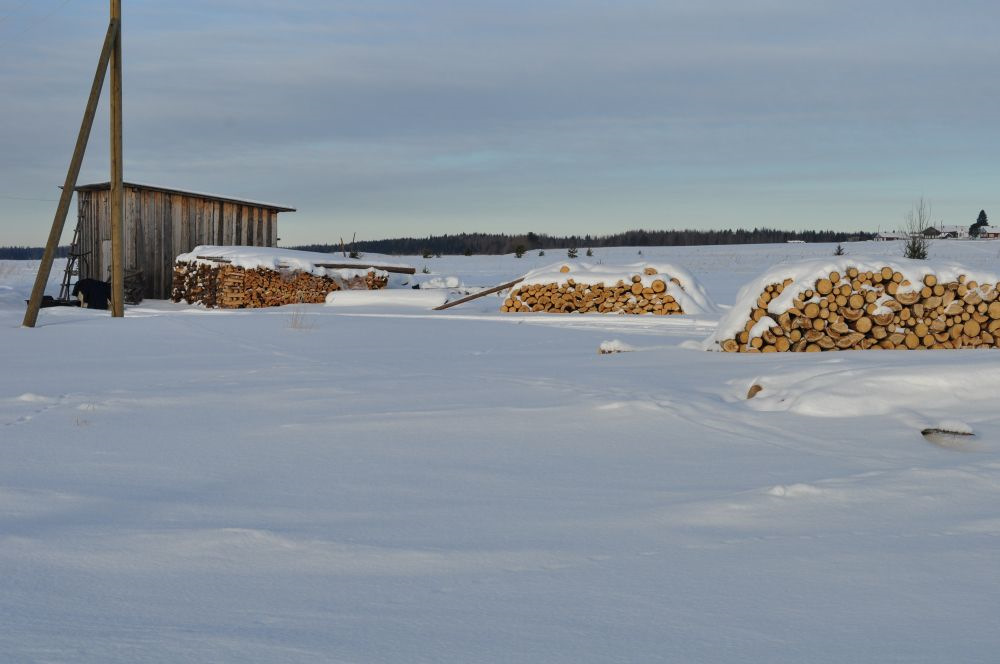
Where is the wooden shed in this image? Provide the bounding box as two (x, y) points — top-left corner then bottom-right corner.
(74, 182), (295, 300)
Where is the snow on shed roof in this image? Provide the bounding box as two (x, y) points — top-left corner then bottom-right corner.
(74, 182), (296, 212)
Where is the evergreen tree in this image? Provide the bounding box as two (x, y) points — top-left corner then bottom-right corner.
(970, 210), (989, 237)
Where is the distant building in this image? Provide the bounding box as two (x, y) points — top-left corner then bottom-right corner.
(921, 224), (968, 239)
(873, 232), (906, 241)
(979, 226), (1000, 239)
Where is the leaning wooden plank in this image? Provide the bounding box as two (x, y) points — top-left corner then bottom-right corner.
(196, 255), (232, 263)
(433, 278), (524, 311)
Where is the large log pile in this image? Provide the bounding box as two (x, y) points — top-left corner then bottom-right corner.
(171, 261), (387, 308)
(504, 270), (682, 314)
(716, 265), (1000, 352)
(501, 263), (714, 315)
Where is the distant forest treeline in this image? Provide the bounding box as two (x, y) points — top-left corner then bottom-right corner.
(293, 228), (872, 256)
(0, 246), (69, 260)
(0, 228), (869, 260)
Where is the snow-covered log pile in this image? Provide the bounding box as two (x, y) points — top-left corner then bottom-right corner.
(502, 262), (716, 315)
(706, 258), (1000, 352)
(171, 246), (391, 308)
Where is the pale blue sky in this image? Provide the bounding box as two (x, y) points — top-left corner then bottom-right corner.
(1, 0), (998, 246)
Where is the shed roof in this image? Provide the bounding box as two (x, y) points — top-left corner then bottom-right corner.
(74, 181), (296, 212)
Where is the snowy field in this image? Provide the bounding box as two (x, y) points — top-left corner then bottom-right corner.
(3, 240), (1000, 663)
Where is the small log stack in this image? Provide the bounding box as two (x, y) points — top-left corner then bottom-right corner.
(171, 261), (388, 308)
(719, 266), (1000, 352)
(502, 266), (685, 314)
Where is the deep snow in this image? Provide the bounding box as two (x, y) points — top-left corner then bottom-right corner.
(2, 240), (1000, 663)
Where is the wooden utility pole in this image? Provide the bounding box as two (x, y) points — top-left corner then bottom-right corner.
(109, 0), (124, 317)
(22, 18), (120, 327)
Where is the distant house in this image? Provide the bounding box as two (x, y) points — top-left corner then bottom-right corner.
(873, 232), (906, 242)
(921, 224), (968, 239)
(979, 226), (1000, 239)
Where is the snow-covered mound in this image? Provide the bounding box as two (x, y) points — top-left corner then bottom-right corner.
(705, 256), (1000, 352)
(505, 262), (717, 315)
(176, 245), (412, 280)
(325, 290), (451, 308)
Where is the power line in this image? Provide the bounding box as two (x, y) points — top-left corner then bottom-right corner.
(0, 193), (60, 202)
(0, 0), (34, 25)
(0, 0), (76, 50)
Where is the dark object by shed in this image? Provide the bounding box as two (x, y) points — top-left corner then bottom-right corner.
(25, 295), (80, 308)
(74, 182), (295, 300)
(73, 278), (111, 309)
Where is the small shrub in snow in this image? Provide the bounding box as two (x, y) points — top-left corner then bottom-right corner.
(834, 244), (845, 256)
(567, 247), (578, 259)
(904, 236), (928, 260)
(287, 306), (314, 331)
(586, 248), (593, 257)
(902, 198), (931, 260)
(514, 245), (526, 258)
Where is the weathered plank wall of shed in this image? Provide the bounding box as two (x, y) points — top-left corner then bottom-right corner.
(78, 190), (101, 283)
(78, 187), (281, 300)
(126, 187), (140, 282)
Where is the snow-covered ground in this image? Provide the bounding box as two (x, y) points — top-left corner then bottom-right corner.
(3, 240), (1000, 663)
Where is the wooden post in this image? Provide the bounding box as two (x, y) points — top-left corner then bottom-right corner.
(22, 20), (119, 328)
(109, 0), (124, 317)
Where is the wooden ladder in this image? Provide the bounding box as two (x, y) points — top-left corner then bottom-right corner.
(58, 217), (90, 301)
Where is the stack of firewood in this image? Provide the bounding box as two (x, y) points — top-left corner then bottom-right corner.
(719, 266), (1000, 352)
(171, 261), (388, 308)
(172, 262), (220, 307)
(502, 267), (685, 314)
